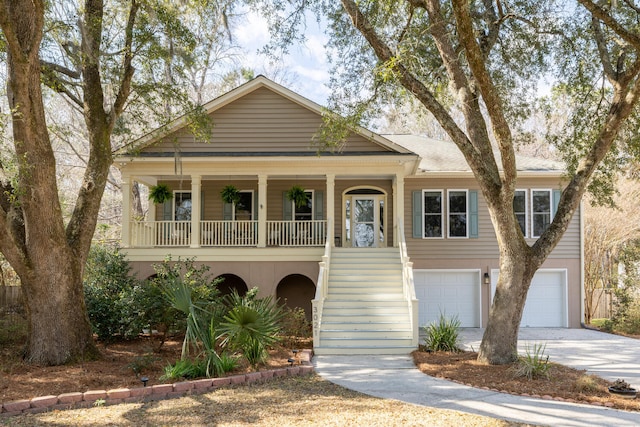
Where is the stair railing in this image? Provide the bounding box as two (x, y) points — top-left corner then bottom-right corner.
(398, 217), (419, 348)
(312, 218), (332, 349)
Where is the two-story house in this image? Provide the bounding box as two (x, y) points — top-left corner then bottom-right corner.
(115, 76), (582, 355)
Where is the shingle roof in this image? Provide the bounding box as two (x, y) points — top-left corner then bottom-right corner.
(383, 134), (564, 173)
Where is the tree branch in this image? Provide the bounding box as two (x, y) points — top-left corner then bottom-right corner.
(110, 0), (138, 122)
(451, 0), (517, 187)
(578, 0), (640, 50)
(592, 17), (617, 83)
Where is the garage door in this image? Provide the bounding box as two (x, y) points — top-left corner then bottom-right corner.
(414, 270), (481, 327)
(491, 269), (567, 327)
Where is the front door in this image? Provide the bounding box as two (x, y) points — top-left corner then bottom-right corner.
(353, 197), (378, 247)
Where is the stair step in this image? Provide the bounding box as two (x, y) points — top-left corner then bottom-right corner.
(320, 330), (412, 339)
(322, 307), (408, 315)
(318, 337), (414, 346)
(313, 346), (414, 355)
(323, 299), (407, 307)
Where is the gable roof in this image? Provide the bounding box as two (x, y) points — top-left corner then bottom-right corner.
(116, 75), (413, 157)
(384, 134), (564, 174)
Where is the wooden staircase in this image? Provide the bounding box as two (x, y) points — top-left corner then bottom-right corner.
(313, 247), (415, 355)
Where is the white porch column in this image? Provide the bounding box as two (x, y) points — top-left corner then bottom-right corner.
(326, 174), (335, 246)
(190, 175), (201, 248)
(258, 175), (268, 247)
(393, 174), (405, 247)
(121, 173), (132, 248)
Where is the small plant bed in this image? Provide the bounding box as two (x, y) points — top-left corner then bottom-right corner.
(0, 336), (312, 404)
(412, 350), (640, 412)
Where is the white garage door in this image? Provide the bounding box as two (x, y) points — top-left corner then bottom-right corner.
(414, 270), (481, 327)
(491, 269), (567, 327)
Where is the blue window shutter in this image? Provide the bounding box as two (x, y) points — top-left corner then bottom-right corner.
(469, 190), (479, 238)
(552, 189), (561, 218)
(223, 202), (233, 220)
(412, 190), (422, 238)
(283, 192), (292, 220)
(315, 191), (324, 220)
(163, 200), (172, 220)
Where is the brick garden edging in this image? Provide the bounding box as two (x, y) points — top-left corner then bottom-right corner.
(0, 350), (313, 418)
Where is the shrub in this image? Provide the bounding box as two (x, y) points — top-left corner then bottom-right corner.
(219, 288), (284, 369)
(422, 313), (461, 352)
(574, 374), (600, 393)
(160, 359), (207, 381)
(279, 306), (312, 347)
(514, 343), (550, 380)
(84, 245), (144, 342)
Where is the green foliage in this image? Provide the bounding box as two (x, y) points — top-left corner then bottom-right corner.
(515, 343), (550, 380)
(148, 184), (173, 204)
(422, 313), (461, 353)
(83, 245), (144, 342)
(160, 358), (208, 381)
(149, 257), (223, 356)
(279, 306), (312, 347)
(219, 289), (284, 369)
(220, 185), (241, 204)
(285, 185), (309, 208)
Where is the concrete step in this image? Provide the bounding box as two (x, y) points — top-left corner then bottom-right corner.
(322, 306), (409, 315)
(322, 299), (407, 308)
(322, 313), (409, 323)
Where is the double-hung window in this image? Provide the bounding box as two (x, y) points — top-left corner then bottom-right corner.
(448, 190), (468, 238)
(293, 190), (313, 220)
(531, 189), (552, 238)
(513, 190), (527, 237)
(422, 190), (443, 238)
(234, 191), (253, 220)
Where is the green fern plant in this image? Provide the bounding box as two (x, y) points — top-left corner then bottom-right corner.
(148, 184), (173, 204)
(220, 185), (241, 204)
(286, 185), (309, 208)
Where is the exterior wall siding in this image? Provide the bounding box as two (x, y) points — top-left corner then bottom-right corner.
(144, 88), (390, 154)
(404, 176), (581, 259)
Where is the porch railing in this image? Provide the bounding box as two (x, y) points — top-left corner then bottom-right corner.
(200, 220), (258, 246)
(129, 220), (327, 247)
(130, 221), (191, 247)
(266, 220), (326, 246)
(397, 217), (419, 348)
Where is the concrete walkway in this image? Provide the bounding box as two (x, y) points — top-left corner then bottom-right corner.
(313, 329), (640, 427)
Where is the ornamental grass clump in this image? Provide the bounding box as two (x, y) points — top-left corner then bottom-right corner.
(422, 313), (461, 352)
(515, 343), (551, 380)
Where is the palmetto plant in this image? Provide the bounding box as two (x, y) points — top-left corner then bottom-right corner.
(218, 290), (284, 369)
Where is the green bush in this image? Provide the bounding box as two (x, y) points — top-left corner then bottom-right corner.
(422, 313), (461, 352)
(514, 343), (550, 380)
(160, 358), (208, 381)
(279, 306), (312, 347)
(219, 288), (284, 369)
(84, 245), (144, 342)
(137, 257), (224, 346)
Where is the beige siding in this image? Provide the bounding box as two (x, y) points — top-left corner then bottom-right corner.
(143, 87), (390, 154)
(404, 177), (581, 260)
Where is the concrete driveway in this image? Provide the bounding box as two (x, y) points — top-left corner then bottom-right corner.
(459, 328), (640, 390)
(314, 328), (640, 427)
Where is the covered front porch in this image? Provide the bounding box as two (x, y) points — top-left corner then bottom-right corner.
(119, 158), (415, 252)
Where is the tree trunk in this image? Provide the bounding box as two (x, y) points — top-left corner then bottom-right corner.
(21, 251), (97, 365)
(478, 251), (537, 364)
(0, 0), (99, 365)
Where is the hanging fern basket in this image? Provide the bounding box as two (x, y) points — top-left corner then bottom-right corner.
(286, 185), (309, 208)
(148, 184), (173, 204)
(220, 185), (241, 204)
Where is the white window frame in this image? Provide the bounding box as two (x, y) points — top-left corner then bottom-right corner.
(233, 190), (254, 221)
(531, 189), (552, 238)
(422, 189), (444, 239)
(291, 189), (314, 221)
(173, 191), (192, 221)
(514, 189), (528, 238)
(447, 189), (469, 239)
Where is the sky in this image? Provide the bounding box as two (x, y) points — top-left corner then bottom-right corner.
(233, 9), (332, 106)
